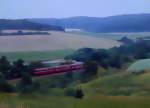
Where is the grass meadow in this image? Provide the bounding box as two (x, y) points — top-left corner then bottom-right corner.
(0, 49), (74, 62)
(68, 31), (150, 40)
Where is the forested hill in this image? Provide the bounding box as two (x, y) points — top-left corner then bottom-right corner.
(0, 19), (64, 31)
(29, 14), (150, 33)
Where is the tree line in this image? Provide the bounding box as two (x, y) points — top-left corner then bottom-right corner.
(66, 39), (150, 69)
(0, 56), (86, 99)
(0, 57), (43, 93)
(0, 30), (50, 36)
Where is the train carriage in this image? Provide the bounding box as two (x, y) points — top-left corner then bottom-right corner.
(33, 60), (84, 76)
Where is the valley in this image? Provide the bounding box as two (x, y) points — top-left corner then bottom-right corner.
(0, 2), (150, 107)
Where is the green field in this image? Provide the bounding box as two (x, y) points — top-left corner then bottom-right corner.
(0, 92), (150, 108)
(0, 49), (74, 62)
(67, 31), (150, 40)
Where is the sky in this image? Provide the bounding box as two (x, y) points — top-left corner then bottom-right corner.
(0, 0), (150, 19)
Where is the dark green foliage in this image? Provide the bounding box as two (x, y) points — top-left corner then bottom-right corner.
(67, 40), (150, 69)
(109, 53), (123, 69)
(0, 56), (11, 78)
(12, 59), (37, 93)
(81, 60), (98, 82)
(21, 73), (33, 85)
(65, 48), (95, 61)
(74, 87), (84, 99)
(0, 19), (64, 31)
(0, 57), (34, 80)
(84, 61), (98, 76)
(90, 49), (110, 68)
(118, 37), (134, 45)
(28, 61), (44, 72)
(0, 73), (14, 92)
(91, 49), (109, 61)
(29, 61), (43, 68)
(0, 57), (41, 93)
(11, 59), (27, 78)
(17, 72), (34, 93)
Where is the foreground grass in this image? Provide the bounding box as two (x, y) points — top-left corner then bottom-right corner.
(0, 49), (74, 62)
(2, 68), (150, 108)
(0, 93), (150, 108)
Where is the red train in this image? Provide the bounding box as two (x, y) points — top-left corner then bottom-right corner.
(33, 62), (84, 76)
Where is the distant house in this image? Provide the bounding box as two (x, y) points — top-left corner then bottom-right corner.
(65, 28), (82, 32)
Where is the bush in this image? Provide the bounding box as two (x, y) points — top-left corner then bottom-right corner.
(0, 73), (14, 92)
(17, 72), (34, 93)
(74, 87), (84, 99)
(81, 60), (98, 82)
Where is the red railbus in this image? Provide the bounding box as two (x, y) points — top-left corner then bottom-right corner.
(33, 62), (83, 76)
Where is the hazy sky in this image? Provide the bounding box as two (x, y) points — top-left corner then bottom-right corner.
(1, 0), (150, 19)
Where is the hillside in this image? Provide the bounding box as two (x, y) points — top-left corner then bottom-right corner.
(29, 14), (150, 33)
(0, 19), (64, 31)
(127, 59), (150, 72)
(2, 69), (150, 108)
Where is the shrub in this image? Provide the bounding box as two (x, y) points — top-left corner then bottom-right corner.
(0, 73), (14, 92)
(74, 87), (84, 99)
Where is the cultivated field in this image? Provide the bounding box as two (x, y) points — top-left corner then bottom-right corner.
(0, 31), (121, 52)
